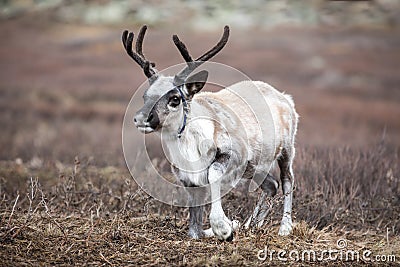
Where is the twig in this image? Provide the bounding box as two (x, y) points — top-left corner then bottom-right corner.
(85, 218), (101, 247)
(8, 194), (19, 227)
(99, 252), (113, 266)
(386, 227), (390, 245)
(46, 213), (68, 240)
(74, 156), (80, 176)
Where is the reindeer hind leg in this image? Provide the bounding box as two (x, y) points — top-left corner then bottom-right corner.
(245, 173), (279, 229)
(278, 148), (294, 236)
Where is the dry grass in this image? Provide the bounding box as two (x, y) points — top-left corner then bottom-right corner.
(0, 142), (399, 266)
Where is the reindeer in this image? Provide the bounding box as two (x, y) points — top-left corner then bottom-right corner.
(122, 25), (298, 241)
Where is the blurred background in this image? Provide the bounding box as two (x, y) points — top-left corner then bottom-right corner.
(0, 2), (399, 264)
(0, 0), (399, 166)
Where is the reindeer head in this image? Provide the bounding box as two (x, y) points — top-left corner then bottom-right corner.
(122, 25), (229, 136)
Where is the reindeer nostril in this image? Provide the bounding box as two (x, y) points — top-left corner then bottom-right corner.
(133, 117), (137, 123)
(148, 112), (154, 122)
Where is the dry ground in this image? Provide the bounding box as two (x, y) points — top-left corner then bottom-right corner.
(0, 13), (399, 266)
(0, 147), (399, 266)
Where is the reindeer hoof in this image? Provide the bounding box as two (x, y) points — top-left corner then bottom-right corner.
(211, 218), (236, 241)
(225, 232), (234, 242)
(278, 225), (292, 236)
(188, 224), (205, 239)
(203, 228), (214, 238)
(188, 229), (203, 239)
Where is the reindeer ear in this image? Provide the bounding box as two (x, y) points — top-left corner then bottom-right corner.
(185, 70), (208, 96)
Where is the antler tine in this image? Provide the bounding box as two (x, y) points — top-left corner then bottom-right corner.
(136, 25), (147, 58)
(122, 30), (128, 50)
(136, 25), (156, 68)
(174, 26), (230, 83)
(172, 35), (193, 63)
(122, 31), (146, 66)
(122, 26), (157, 80)
(196, 25), (229, 62)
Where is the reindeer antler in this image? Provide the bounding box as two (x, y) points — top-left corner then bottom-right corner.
(173, 25), (230, 83)
(122, 25), (158, 81)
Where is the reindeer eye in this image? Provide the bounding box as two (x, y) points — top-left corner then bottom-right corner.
(169, 96), (181, 108)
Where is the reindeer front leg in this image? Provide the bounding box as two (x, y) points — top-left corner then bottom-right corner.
(187, 186), (207, 239)
(207, 161), (239, 241)
(188, 206), (203, 239)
